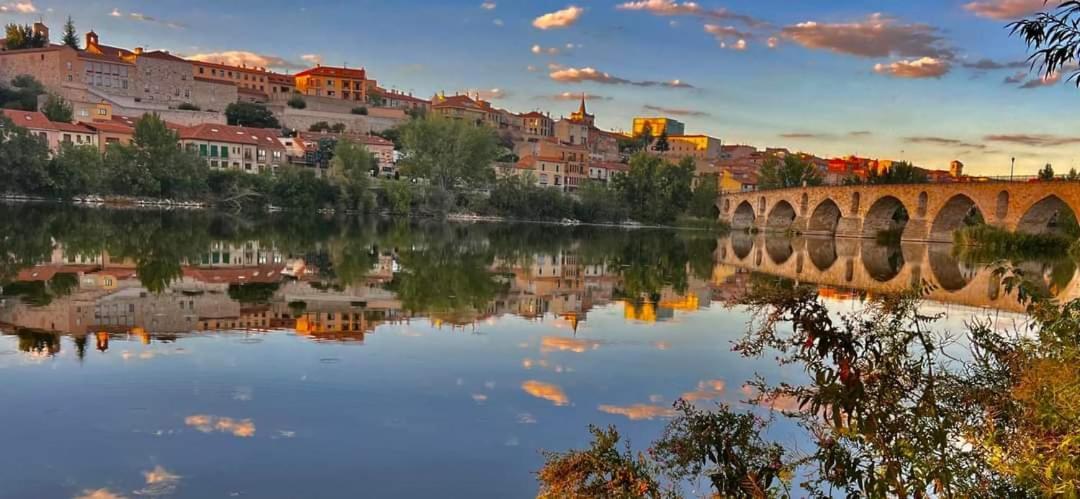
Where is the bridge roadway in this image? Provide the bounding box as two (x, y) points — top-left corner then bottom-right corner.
(717, 181), (1080, 243)
(715, 234), (1080, 314)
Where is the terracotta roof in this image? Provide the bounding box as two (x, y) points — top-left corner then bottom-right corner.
(592, 161), (629, 172)
(296, 131), (393, 148)
(189, 58), (282, 76)
(51, 121), (96, 133)
(377, 89), (429, 104)
(79, 43), (134, 65)
(139, 50), (187, 63)
(3, 109), (53, 130)
(182, 266), (285, 285)
(295, 65), (367, 79)
(433, 94), (488, 110)
(80, 120), (133, 134)
(519, 111), (549, 119)
(179, 123), (285, 151)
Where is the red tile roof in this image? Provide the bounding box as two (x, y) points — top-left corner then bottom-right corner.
(80, 120), (133, 134)
(182, 266), (285, 285)
(295, 65), (367, 79)
(139, 50), (187, 63)
(519, 111), (549, 119)
(179, 123), (285, 150)
(3, 109), (53, 130)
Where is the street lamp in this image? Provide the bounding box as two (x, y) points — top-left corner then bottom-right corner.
(1010, 157), (1015, 181)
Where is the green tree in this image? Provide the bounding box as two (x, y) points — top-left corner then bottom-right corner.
(0, 114), (50, 193)
(575, 180), (628, 223)
(330, 139), (375, 212)
(103, 113), (208, 198)
(367, 91), (385, 107)
(398, 115), (499, 192)
(225, 101), (280, 128)
(48, 144), (102, 198)
(41, 94), (73, 122)
(867, 160), (928, 185)
(758, 154), (823, 190)
(4, 23), (47, 50)
(1068, 167), (1079, 181)
(1039, 163), (1055, 181)
(0, 75), (45, 111)
(271, 166), (337, 211)
(330, 122), (347, 133)
(309, 121), (332, 132)
(61, 16), (79, 49)
(612, 153), (694, 224)
(688, 173), (719, 218)
(287, 95), (307, 109)
(1011, 4), (1080, 86)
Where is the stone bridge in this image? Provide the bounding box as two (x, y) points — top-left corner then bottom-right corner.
(718, 181), (1080, 242)
(716, 234), (1080, 314)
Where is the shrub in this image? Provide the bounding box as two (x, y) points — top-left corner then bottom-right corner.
(287, 95), (307, 109)
(176, 102), (201, 111)
(351, 106), (368, 115)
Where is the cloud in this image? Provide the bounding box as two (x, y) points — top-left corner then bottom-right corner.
(547, 91), (612, 101)
(185, 414), (256, 437)
(522, 380), (569, 406)
(135, 466), (181, 497)
(0, 2), (35, 13)
(780, 132), (826, 139)
(984, 133), (1080, 147)
(533, 6), (584, 30)
(963, 58), (1028, 70)
(481, 1), (496, 10)
(598, 403), (677, 420)
(767, 36), (779, 49)
(1004, 71), (1028, 84)
(549, 66), (693, 88)
(493, 19), (504, 27)
(74, 489), (127, 499)
(874, 57), (951, 79)
(849, 131), (872, 137)
(905, 136), (986, 149)
(616, 0), (764, 27)
(681, 379), (726, 401)
(531, 44), (564, 56)
(1018, 72), (1062, 88)
(459, 88), (509, 100)
(108, 8), (186, 29)
(541, 336), (600, 353)
(186, 51), (305, 71)
(300, 54), (323, 65)
(704, 24), (752, 41)
(642, 104), (709, 117)
(963, 0), (1047, 20)
(781, 14), (953, 60)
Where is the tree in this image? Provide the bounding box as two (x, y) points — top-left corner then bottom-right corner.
(653, 130), (670, 153)
(41, 94), (73, 122)
(4, 23), (47, 50)
(330, 123), (346, 133)
(367, 91), (385, 107)
(758, 154), (823, 190)
(61, 16), (79, 49)
(225, 102), (280, 129)
(398, 115), (499, 192)
(287, 95), (307, 109)
(1068, 167), (1079, 181)
(866, 160), (929, 185)
(103, 113), (208, 198)
(1011, 4), (1080, 86)
(612, 153), (694, 224)
(1039, 163), (1055, 181)
(48, 144), (102, 198)
(351, 106), (368, 115)
(688, 173), (719, 219)
(271, 166), (338, 211)
(309, 121), (332, 133)
(538, 426), (667, 499)
(0, 74), (45, 111)
(330, 139), (375, 212)
(575, 180), (628, 223)
(0, 114), (50, 194)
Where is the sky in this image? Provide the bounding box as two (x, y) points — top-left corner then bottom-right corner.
(14, 0), (1080, 176)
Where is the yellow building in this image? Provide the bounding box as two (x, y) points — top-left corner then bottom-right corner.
(632, 117), (685, 138)
(294, 65), (375, 102)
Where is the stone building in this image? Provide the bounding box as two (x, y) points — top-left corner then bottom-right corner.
(177, 123), (286, 173)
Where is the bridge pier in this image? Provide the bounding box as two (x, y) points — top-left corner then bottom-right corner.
(902, 219), (931, 242)
(835, 217), (862, 238)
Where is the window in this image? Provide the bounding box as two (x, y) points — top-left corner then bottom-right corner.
(199, 67), (205, 74)
(98, 108), (108, 116)
(199, 144), (208, 156)
(63, 134), (72, 143)
(220, 147), (228, 159)
(210, 145), (218, 157)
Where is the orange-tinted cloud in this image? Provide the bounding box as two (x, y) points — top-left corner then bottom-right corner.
(0, 2), (35, 14)
(550, 67), (693, 88)
(185, 414), (256, 437)
(533, 6), (584, 30)
(874, 57), (951, 79)
(522, 380), (569, 406)
(616, 0), (764, 27)
(782, 14), (953, 60)
(74, 490), (127, 499)
(681, 379), (726, 401)
(963, 0), (1046, 20)
(598, 403), (677, 420)
(186, 50), (304, 71)
(541, 336), (601, 353)
(984, 133), (1080, 147)
(135, 465), (181, 496)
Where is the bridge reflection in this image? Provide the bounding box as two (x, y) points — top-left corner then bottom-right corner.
(717, 234), (1080, 313)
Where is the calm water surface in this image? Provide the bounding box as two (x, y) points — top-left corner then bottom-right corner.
(0, 205), (1062, 498)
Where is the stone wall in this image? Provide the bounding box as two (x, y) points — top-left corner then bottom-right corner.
(191, 79), (238, 113)
(132, 56), (195, 107)
(278, 107), (405, 134)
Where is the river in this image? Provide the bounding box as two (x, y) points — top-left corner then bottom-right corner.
(0, 204), (1065, 498)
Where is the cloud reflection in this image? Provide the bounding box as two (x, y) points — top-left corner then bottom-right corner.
(521, 380), (569, 406)
(540, 336), (600, 353)
(74, 490), (127, 499)
(598, 403), (677, 420)
(134, 465), (180, 496)
(185, 414), (256, 437)
(681, 379), (726, 401)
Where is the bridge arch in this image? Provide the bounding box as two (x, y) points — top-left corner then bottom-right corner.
(929, 194), (986, 242)
(732, 201), (756, 231)
(862, 196), (909, 238)
(807, 198), (843, 235)
(806, 237), (838, 272)
(766, 200), (797, 232)
(731, 232), (754, 260)
(765, 236), (793, 265)
(1017, 195), (1079, 235)
(862, 243), (905, 283)
(928, 246), (976, 292)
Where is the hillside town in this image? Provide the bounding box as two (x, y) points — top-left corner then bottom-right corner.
(0, 21), (980, 196)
